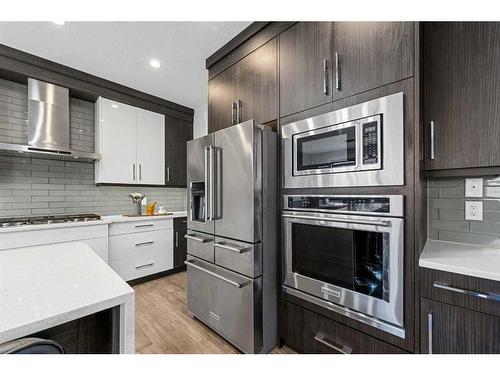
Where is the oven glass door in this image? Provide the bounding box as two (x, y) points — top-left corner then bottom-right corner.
(293, 122), (357, 175)
(291, 223), (388, 301)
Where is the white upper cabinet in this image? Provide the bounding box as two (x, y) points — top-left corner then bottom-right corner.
(136, 108), (165, 185)
(95, 97), (165, 185)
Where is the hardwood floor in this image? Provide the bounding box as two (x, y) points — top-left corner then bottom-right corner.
(133, 271), (295, 354)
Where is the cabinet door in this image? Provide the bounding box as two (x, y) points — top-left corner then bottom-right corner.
(279, 22), (333, 117)
(235, 38), (278, 124)
(173, 217), (187, 268)
(420, 298), (500, 354)
(424, 22), (500, 170)
(208, 64), (237, 133)
(165, 116), (192, 186)
(332, 22), (414, 100)
(136, 108), (165, 185)
(97, 98), (137, 184)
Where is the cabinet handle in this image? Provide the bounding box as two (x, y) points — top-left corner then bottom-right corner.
(428, 313), (433, 354)
(231, 102), (237, 125)
(135, 223), (154, 228)
(433, 282), (500, 302)
(166, 166), (170, 182)
(335, 52), (341, 91)
(139, 164), (142, 181)
(314, 331), (352, 354)
(135, 262), (154, 270)
(132, 163), (136, 180)
(175, 231), (179, 247)
(322, 58), (328, 95)
(236, 99), (242, 124)
(430, 121), (435, 160)
(135, 240), (154, 247)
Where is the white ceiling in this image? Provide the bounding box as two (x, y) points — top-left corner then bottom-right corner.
(0, 22), (251, 111)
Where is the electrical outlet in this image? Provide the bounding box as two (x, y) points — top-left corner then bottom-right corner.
(465, 178), (483, 198)
(465, 201), (483, 221)
(141, 197), (147, 206)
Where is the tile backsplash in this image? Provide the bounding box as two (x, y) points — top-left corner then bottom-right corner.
(428, 176), (500, 247)
(0, 78), (186, 218)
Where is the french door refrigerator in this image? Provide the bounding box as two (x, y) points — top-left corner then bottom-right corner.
(185, 119), (277, 353)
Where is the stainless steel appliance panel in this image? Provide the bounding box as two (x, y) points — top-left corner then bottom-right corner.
(187, 134), (215, 234)
(186, 256), (263, 353)
(214, 236), (262, 278)
(282, 92), (404, 188)
(28, 78), (70, 152)
(185, 230), (214, 263)
(282, 209), (404, 334)
(214, 120), (262, 243)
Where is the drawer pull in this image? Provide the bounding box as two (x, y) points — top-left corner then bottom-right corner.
(214, 242), (249, 254)
(185, 260), (248, 288)
(135, 240), (154, 247)
(185, 234), (213, 243)
(135, 223), (154, 228)
(433, 282), (500, 302)
(135, 262), (154, 270)
(314, 331), (352, 354)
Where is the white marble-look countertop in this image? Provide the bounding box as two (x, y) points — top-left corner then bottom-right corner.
(419, 239), (500, 282)
(0, 241), (135, 353)
(102, 211), (187, 223)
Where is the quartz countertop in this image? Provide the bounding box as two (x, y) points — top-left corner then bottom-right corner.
(0, 241), (135, 352)
(102, 211), (187, 223)
(419, 239), (500, 282)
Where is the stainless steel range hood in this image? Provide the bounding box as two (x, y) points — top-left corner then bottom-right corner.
(0, 78), (100, 162)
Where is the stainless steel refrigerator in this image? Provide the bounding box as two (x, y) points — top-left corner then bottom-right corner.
(185, 119), (277, 353)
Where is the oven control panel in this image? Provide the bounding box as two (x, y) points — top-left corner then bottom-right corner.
(287, 196), (390, 214)
(362, 121), (379, 165)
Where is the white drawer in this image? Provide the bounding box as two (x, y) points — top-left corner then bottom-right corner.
(109, 218), (173, 236)
(110, 249), (173, 281)
(109, 228), (172, 261)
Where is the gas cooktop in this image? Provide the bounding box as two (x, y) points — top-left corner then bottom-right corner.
(0, 214), (102, 228)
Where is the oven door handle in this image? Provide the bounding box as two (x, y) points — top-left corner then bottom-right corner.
(282, 213), (391, 227)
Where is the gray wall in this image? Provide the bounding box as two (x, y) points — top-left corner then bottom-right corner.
(0, 78), (186, 218)
(428, 176), (500, 247)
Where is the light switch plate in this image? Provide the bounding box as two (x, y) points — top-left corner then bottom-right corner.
(141, 197), (147, 206)
(465, 178), (483, 197)
(465, 201), (483, 221)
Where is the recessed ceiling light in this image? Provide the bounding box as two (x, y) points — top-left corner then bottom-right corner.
(52, 21), (65, 26)
(111, 104), (119, 109)
(149, 59), (161, 68)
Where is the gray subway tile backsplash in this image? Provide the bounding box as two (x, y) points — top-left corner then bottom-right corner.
(0, 78), (186, 218)
(428, 176), (500, 248)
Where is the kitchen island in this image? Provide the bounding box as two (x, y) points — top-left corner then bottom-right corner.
(0, 241), (135, 353)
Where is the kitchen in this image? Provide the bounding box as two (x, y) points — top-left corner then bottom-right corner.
(1, 3), (500, 372)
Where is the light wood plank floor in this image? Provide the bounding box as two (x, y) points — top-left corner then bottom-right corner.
(133, 271), (295, 354)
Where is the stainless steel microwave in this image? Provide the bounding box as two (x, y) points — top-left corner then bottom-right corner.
(282, 93), (404, 188)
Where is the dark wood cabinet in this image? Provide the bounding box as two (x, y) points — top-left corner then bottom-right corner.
(424, 22), (500, 171)
(208, 39), (277, 133)
(280, 300), (407, 354)
(333, 22), (414, 100)
(279, 22), (333, 117)
(173, 217), (187, 268)
(420, 297), (500, 354)
(165, 116), (192, 187)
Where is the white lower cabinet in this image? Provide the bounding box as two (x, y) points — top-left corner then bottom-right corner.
(108, 219), (174, 281)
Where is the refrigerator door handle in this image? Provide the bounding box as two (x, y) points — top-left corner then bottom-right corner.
(212, 145), (222, 220)
(204, 146), (211, 221)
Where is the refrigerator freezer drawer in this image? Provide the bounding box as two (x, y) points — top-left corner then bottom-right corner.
(186, 231), (214, 263)
(186, 256), (263, 354)
(214, 236), (262, 278)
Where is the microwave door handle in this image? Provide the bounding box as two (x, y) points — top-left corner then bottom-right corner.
(205, 146), (211, 221)
(282, 213), (391, 227)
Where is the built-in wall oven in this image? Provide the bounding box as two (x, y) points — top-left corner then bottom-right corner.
(282, 92), (404, 188)
(282, 195), (405, 338)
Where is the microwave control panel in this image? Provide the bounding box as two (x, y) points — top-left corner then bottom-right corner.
(362, 121), (379, 165)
